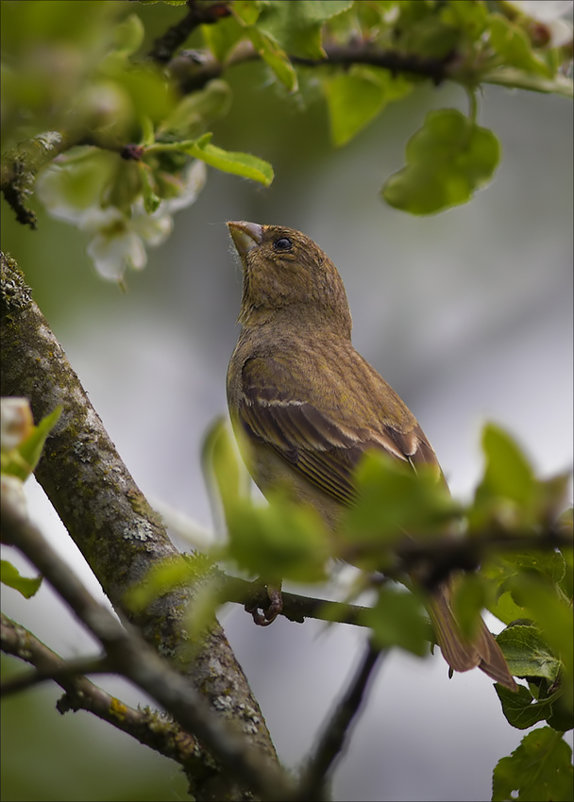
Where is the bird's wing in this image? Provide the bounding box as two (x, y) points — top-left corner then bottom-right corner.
(236, 356), (437, 506)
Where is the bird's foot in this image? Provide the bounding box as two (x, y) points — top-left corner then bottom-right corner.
(245, 582), (283, 626)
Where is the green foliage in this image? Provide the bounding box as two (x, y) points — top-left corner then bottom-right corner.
(492, 727), (573, 802)
(2, 0), (572, 278)
(203, 418), (330, 582)
(339, 450), (459, 564)
(382, 108), (501, 214)
(361, 585), (431, 656)
(324, 66), (412, 147)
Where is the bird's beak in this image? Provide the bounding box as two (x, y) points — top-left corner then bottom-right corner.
(227, 221), (263, 259)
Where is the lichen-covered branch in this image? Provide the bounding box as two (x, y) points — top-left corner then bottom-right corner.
(1, 613), (212, 776)
(0, 251), (279, 799)
(1, 499), (292, 801)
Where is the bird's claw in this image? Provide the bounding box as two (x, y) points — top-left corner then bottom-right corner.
(245, 583), (283, 626)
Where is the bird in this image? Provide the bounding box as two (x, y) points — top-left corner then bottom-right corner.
(226, 220), (517, 690)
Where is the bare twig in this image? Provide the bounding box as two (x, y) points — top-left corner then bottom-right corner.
(149, 1), (231, 64)
(297, 640), (385, 801)
(1, 614), (211, 774)
(1, 496), (293, 801)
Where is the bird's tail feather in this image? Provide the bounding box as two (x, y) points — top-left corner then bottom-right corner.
(428, 586), (518, 691)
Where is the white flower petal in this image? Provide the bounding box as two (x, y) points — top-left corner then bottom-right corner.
(132, 211), (173, 246)
(87, 229), (147, 281)
(510, 0), (573, 23)
(165, 160), (207, 213)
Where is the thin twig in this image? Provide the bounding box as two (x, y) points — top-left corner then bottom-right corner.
(149, 0), (231, 64)
(297, 639), (385, 801)
(1, 614), (209, 773)
(0, 651), (111, 697)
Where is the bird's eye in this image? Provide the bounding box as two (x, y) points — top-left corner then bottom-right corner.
(273, 237), (292, 252)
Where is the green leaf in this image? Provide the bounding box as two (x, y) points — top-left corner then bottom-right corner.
(246, 26), (298, 91)
(257, 0), (353, 59)
(157, 79), (232, 141)
(451, 573), (487, 641)
(201, 416), (249, 515)
(489, 14), (553, 78)
(233, 0), (262, 26)
(112, 13), (144, 56)
(324, 66), (412, 147)
(495, 682), (555, 730)
(124, 553), (213, 612)
(2, 406), (62, 481)
(496, 625), (561, 683)
(492, 727), (573, 802)
(1, 560), (42, 598)
(477, 423), (535, 507)
(510, 574), (573, 701)
(226, 490), (331, 583)
(482, 67), (573, 98)
(180, 136), (274, 185)
(383, 108), (500, 215)
(361, 585), (431, 656)
(202, 14), (246, 62)
(340, 451), (458, 567)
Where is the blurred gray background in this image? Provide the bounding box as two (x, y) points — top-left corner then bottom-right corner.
(2, 65), (572, 802)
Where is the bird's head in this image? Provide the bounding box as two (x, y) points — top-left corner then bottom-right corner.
(227, 221), (352, 335)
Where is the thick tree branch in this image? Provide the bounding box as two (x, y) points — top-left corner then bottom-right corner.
(1, 613), (213, 775)
(0, 251), (278, 800)
(1, 498), (293, 801)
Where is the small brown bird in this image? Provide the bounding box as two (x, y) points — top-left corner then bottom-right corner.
(226, 220), (517, 690)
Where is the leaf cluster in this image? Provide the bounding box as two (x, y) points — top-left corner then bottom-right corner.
(1, 1), (572, 280)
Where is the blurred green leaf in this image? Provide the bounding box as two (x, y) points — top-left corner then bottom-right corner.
(246, 26), (298, 91)
(1, 406), (61, 481)
(340, 451), (458, 566)
(202, 13), (246, 62)
(124, 552), (213, 612)
(257, 1), (353, 60)
(201, 416), (249, 515)
(226, 489), (330, 583)
(0, 560), (42, 598)
(112, 13), (145, 56)
(488, 14), (553, 78)
(477, 423), (535, 508)
(361, 585), (431, 656)
(451, 573), (487, 641)
(492, 727), (573, 802)
(324, 66), (412, 147)
(157, 79), (232, 141)
(383, 108), (500, 214)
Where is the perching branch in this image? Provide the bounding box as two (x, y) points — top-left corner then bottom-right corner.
(1, 495), (293, 802)
(1, 613), (212, 774)
(0, 251), (279, 800)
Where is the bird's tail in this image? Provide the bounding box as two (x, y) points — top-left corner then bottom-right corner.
(428, 585), (518, 691)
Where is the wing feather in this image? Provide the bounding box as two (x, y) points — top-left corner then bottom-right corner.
(236, 355), (438, 505)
